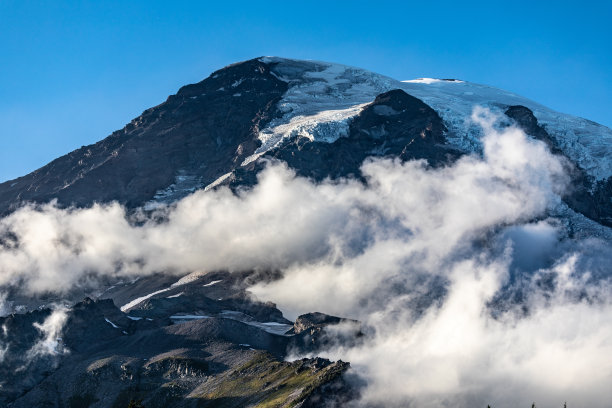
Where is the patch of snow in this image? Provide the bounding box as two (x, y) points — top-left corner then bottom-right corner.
(104, 318), (119, 329)
(398, 79), (612, 181)
(144, 172), (202, 210)
(203, 280), (223, 287)
(242, 103), (368, 166)
(218, 310), (252, 320)
(244, 58), (397, 166)
(169, 314), (210, 320)
(258, 322), (293, 335)
(204, 172), (232, 192)
(166, 292), (184, 299)
(233, 93), (241, 97)
(122, 330), (128, 335)
(403, 78), (465, 84)
(404, 78), (442, 84)
(259, 56), (279, 64)
(121, 271), (208, 311)
(231, 78), (245, 88)
(126, 316), (142, 321)
(256, 58), (612, 183)
(218, 310), (292, 336)
(531, 111), (612, 182)
(103, 285), (116, 293)
(171, 271), (209, 287)
(120, 287), (171, 312)
(373, 105), (400, 116)
(550, 202), (612, 241)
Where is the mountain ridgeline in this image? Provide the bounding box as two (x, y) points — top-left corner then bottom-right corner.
(1, 58), (611, 228)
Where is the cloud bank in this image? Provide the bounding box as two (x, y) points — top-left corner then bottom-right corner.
(0, 107), (611, 406)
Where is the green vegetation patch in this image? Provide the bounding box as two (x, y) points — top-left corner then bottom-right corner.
(197, 352), (348, 408)
(144, 355), (209, 377)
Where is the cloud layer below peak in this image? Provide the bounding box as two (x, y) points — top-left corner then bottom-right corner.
(1, 108), (611, 407)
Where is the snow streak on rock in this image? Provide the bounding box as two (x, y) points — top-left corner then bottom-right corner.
(242, 58), (396, 165)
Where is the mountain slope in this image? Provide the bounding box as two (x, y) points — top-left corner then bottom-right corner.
(0, 59), (287, 212)
(1, 57), (610, 229)
(0, 273), (356, 407)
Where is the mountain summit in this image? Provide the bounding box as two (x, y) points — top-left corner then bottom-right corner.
(2, 57), (611, 227)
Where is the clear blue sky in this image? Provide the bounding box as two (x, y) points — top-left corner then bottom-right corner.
(1, 1), (610, 182)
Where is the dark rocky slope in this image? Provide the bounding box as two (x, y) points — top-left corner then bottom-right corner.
(504, 105), (612, 228)
(0, 59), (287, 213)
(260, 89), (461, 181)
(1, 272), (359, 407)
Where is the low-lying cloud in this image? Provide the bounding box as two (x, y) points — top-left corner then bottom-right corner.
(0, 107), (611, 406)
(25, 307), (69, 362)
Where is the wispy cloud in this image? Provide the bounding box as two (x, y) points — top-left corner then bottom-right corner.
(25, 307), (69, 362)
(0, 108), (610, 406)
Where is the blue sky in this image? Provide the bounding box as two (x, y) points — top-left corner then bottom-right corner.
(1, 0), (610, 182)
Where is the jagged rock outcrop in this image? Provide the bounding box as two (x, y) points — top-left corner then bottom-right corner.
(3, 292), (355, 407)
(287, 312), (363, 355)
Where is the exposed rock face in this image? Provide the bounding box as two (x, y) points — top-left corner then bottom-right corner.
(263, 89), (461, 182)
(0, 308), (57, 404)
(0, 59), (287, 213)
(194, 354), (351, 408)
(505, 105), (559, 152)
(591, 177), (612, 226)
(293, 312), (353, 335)
(1, 287), (354, 407)
(504, 105), (612, 228)
(0, 299), (137, 405)
(289, 312), (363, 355)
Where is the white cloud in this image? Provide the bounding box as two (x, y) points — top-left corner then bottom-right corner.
(0, 292), (10, 317)
(25, 307), (69, 361)
(0, 107), (610, 406)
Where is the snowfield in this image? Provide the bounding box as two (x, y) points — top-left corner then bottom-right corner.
(256, 57), (612, 182)
(146, 57), (612, 207)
